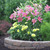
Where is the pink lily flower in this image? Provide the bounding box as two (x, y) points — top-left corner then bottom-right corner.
(19, 9), (23, 13)
(26, 16), (31, 21)
(26, 11), (29, 14)
(13, 11), (17, 18)
(22, 12), (27, 17)
(17, 17), (23, 22)
(29, 7), (34, 12)
(32, 19), (37, 25)
(9, 14), (14, 19)
(16, 7), (20, 10)
(45, 5), (50, 12)
(34, 9), (39, 16)
(38, 17), (43, 22)
(31, 9), (39, 16)
(33, 4), (38, 7)
(17, 11), (21, 16)
(25, 5), (34, 12)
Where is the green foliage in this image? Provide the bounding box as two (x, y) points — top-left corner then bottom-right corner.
(40, 21), (50, 41)
(7, 22), (41, 41)
(43, 12), (50, 22)
(25, 0), (47, 6)
(4, 0), (26, 22)
(47, 0), (50, 5)
(0, 0), (5, 20)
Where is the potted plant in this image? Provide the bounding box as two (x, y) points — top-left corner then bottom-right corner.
(4, 1), (50, 50)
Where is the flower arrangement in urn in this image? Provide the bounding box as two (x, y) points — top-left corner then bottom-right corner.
(8, 3), (50, 41)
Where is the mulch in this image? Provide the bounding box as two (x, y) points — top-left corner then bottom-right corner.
(0, 34), (50, 50)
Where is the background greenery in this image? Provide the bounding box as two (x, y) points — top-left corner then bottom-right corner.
(0, 0), (5, 20)
(0, 0), (50, 21)
(0, 0), (26, 22)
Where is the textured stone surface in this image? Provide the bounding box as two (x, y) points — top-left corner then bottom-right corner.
(4, 37), (50, 50)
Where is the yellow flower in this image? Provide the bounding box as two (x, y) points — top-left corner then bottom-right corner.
(31, 34), (36, 37)
(27, 31), (30, 34)
(25, 22), (28, 24)
(14, 26), (17, 28)
(21, 28), (24, 31)
(24, 26), (28, 29)
(32, 28), (39, 32)
(22, 25), (25, 28)
(21, 25), (28, 31)
(36, 28), (39, 30)
(17, 29), (20, 32)
(10, 27), (14, 29)
(13, 22), (17, 26)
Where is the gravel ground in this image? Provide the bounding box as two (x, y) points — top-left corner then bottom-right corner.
(0, 35), (50, 50)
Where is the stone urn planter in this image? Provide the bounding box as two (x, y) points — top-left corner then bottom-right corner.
(4, 37), (50, 50)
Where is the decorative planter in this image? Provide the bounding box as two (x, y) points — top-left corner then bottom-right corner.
(4, 37), (50, 50)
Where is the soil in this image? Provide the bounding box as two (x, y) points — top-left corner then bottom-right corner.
(0, 34), (50, 50)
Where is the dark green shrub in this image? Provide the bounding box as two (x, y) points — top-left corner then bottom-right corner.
(43, 12), (50, 22)
(4, 0), (26, 22)
(0, 0), (5, 20)
(40, 21), (50, 41)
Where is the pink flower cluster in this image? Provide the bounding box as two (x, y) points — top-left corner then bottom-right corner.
(45, 5), (50, 12)
(9, 4), (50, 25)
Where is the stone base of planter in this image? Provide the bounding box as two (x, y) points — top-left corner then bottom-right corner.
(4, 37), (50, 50)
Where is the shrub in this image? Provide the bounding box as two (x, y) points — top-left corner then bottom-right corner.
(43, 12), (50, 22)
(40, 21), (50, 41)
(0, 20), (12, 35)
(4, 0), (26, 22)
(0, 0), (5, 20)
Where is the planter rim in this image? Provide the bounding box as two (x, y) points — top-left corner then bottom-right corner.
(5, 37), (50, 43)
(4, 37), (50, 50)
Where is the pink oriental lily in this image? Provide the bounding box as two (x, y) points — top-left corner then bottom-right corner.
(32, 19), (37, 25)
(22, 12), (27, 17)
(19, 9), (23, 13)
(31, 9), (39, 16)
(45, 5), (50, 12)
(34, 9), (39, 16)
(17, 17), (23, 22)
(26, 16), (31, 21)
(38, 17), (43, 22)
(29, 7), (34, 12)
(9, 14), (14, 19)
(17, 11), (21, 16)
(25, 5), (34, 12)
(17, 9), (23, 16)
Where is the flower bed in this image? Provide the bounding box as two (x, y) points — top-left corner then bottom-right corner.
(7, 3), (50, 41)
(4, 0), (50, 49)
